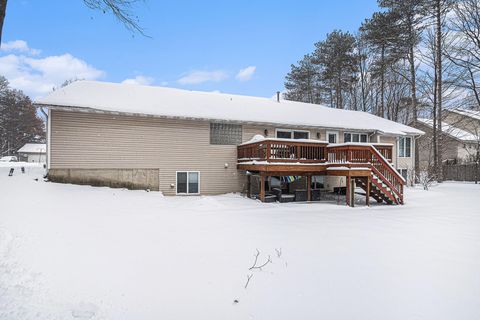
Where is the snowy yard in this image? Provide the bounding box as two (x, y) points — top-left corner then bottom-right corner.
(1, 165), (480, 320)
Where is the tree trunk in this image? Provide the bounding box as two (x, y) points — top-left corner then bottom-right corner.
(0, 0), (7, 45)
(337, 71), (343, 109)
(436, 0), (444, 182)
(433, 52), (438, 174)
(380, 45), (385, 118)
(409, 40), (420, 182)
(359, 56), (367, 112)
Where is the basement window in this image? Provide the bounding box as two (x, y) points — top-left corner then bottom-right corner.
(210, 123), (242, 145)
(176, 171), (200, 195)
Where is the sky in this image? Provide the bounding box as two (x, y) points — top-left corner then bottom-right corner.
(0, 0), (379, 100)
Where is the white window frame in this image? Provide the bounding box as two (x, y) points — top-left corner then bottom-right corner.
(344, 132), (368, 143)
(326, 131), (339, 144)
(275, 128), (310, 140)
(175, 171), (201, 195)
(398, 137), (412, 158)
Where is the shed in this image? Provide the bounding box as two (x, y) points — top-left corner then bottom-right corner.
(17, 143), (46, 163)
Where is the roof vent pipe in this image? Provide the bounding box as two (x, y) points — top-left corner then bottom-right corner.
(276, 91), (280, 103)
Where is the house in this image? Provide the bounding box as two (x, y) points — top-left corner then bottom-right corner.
(444, 109), (480, 136)
(414, 109), (480, 167)
(17, 143), (47, 163)
(35, 81), (423, 206)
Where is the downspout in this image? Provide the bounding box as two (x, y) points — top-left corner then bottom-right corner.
(396, 136), (399, 170)
(412, 134), (421, 179)
(46, 108), (51, 174)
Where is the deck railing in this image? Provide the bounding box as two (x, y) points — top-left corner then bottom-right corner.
(237, 139), (328, 163)
(374, 144), (393, 162)
(327, 144), (404, 202)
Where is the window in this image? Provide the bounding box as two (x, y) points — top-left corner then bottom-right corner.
(275, 129), (310, 140)
(398, 169), (408, 181)
(176, 171), (200, 195)
(327, 131), (338, 144)
(210, 123), (242, 145)
(398, 137), (412, 157)
(276, 130), (292, 139)
(293, 131), (309, 139)
(344, 132), (368, 143)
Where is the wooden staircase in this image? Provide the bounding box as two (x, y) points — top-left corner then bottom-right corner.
(355, 176), (400, 205)
(328, 144), (405, 205)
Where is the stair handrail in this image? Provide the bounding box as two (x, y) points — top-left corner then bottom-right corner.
(369, 145), (405, 202)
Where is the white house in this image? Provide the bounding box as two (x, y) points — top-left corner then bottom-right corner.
(17, 143), (47, 163)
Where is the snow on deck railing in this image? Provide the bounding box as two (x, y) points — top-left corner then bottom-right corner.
(327, 142), (393, 147)
(239, 136), (329, 146)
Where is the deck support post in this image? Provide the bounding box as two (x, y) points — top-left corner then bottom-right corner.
(306, 174), (311, 202)
(259, 173), (265, 202)
(346, 175), (350, 207)
(247, 174), (251, 199)
(346, 175), (354, 207)
(366, 176), (370, 207)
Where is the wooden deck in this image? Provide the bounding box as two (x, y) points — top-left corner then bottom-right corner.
(237, 139), (404, 206)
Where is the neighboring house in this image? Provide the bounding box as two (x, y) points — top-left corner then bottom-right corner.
(414, 109), (480, 168)
(17, 143), (47, 163)
(35, 81), (423, 206)
(416, 119), (479, 167)
(444, 109), (480, 137)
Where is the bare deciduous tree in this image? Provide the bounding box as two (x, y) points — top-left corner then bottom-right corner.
(0, 0), (145, 45)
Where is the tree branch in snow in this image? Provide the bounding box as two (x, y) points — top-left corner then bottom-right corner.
(244, 274), (253, 289)
(248, 249), (272, 270)
(275, 248), (282, 258)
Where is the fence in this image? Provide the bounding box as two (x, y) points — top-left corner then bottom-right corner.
(443, 163), (479, 182)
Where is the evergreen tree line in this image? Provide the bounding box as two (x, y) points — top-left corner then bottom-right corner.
(0, 76), (45, 157)
(284, 0), (480, 180)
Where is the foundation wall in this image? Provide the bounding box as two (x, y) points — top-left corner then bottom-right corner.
(48, 168), (160, 191)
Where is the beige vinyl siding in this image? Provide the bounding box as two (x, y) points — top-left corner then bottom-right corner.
(50, 110), (245, 195)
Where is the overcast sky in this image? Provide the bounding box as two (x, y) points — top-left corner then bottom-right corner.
(0, 0), (378, 99)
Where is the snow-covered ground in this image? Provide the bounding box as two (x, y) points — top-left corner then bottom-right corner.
(1, 166), (479, 320)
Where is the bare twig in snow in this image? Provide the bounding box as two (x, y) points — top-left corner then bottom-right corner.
(248, 249), (272, 270)
(249, 249), (260, 270)
(244, 274), (253, 289)
(275, 248), (282, 258)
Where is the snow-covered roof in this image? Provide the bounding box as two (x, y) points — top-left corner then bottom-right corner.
(17, 143), (46, 154)
(36, 81), (424, 136)
(418, 118), (479, 142)
(449, 108), (480, 121)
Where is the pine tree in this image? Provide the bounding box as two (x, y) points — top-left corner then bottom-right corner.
(360, 11), (406, 118)
(313, 30), (358, 109)
(284, 55), (322, 104)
